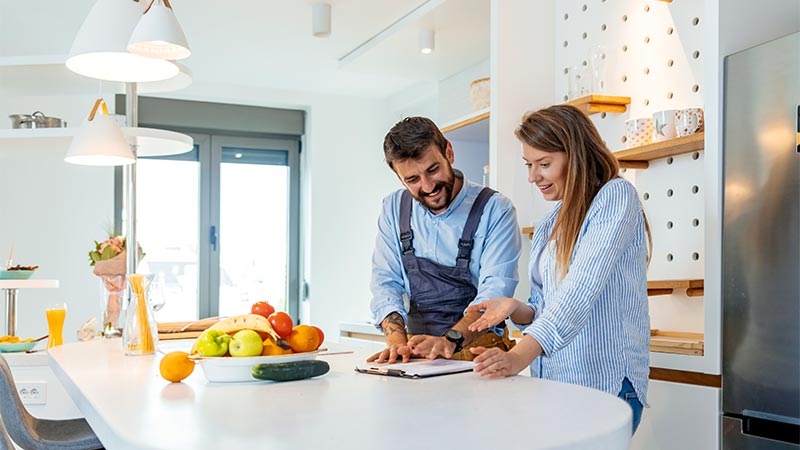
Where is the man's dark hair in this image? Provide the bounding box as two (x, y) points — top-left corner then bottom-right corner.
(383, 116), (449, 170)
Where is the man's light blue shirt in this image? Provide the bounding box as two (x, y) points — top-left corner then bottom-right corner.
(370, 175), (522, 331)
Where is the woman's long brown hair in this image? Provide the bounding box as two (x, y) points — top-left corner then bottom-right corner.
(515, 105), (651, 279)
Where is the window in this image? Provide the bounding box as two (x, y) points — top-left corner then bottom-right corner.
(125, 133), (301, 321)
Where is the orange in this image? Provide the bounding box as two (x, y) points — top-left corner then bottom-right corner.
(287, 324), (321, 353)
(261, 338), (293, 356)
(159, 351), (195, 383)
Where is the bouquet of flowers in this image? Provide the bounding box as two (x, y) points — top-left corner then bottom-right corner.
(89, 235), (143, 337)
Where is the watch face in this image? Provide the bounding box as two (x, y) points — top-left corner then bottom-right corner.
(445, 329), (463, 342)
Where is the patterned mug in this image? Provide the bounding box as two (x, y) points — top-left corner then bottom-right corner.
(625, 118), (654, 148)
(676, 108), (704, 137)
(652, 109), (680, 142)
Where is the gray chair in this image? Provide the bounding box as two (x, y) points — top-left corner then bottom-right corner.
(0, 355), (103, 450)
(0, 413), (16, 450)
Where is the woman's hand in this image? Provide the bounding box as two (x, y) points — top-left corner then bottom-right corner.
(472, 335), (543, 377)
(466, 298), (521, 332)
(470, 346), (526, 378)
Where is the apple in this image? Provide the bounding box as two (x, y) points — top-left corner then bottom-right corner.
(228, 329), (264, 357)
(196, 330), (231, 357)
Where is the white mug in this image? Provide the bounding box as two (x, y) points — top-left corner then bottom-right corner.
(652, 109), (679, 142)
(676, 108), (704, 137)
(625, 118), (654, 148)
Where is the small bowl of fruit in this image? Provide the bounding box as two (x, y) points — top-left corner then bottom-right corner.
(0, 265), (39, 280)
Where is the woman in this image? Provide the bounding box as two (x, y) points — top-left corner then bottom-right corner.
(466, 104), (652, 434)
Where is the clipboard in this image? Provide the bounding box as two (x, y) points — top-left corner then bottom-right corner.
(355, 358), (475, 379)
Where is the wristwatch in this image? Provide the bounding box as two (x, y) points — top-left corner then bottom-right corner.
(442, 329), (464, 353)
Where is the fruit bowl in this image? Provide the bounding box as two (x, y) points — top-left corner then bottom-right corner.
(0, 341), (37, 353)
(0, 269), (35, 280)
(197, 351), (319, 383)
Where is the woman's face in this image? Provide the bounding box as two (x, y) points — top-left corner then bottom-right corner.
(522, 143), (568, 201)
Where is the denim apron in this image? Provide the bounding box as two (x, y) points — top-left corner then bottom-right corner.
(399, 187), (496, 336)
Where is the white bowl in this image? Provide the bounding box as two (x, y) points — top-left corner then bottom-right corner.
(197, 351), (318, 383)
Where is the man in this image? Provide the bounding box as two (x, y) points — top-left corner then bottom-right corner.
(368, 116), (522, 363)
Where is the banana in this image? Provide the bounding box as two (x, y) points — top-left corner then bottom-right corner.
(190, 314), (291, 354)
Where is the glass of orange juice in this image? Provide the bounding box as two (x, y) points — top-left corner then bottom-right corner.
(45, 303), (67, 349)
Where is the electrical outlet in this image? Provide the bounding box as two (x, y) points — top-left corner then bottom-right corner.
(17, 382), (47, 405)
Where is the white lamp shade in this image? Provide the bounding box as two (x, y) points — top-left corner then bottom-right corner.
(66, 114), (135, 166)
(127, 2), (191, 60)
(66, 0), (178, 82)
(312, 3), (331, 37)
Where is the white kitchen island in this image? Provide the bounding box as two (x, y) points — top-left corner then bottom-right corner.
(48, 339), (632, 450)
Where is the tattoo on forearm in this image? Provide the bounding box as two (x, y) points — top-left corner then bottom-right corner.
(382, 312), (406, 337)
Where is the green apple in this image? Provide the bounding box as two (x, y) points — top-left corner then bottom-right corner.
(229, 329), (264, 357)
(196, 330), (231, 357)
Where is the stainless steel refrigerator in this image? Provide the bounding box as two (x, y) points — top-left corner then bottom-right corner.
(721, 32), (800, 448)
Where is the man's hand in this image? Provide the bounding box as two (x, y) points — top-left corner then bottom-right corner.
(407, 335), (457, 359)
(367, 312), (413, 363)
(466, 297), (524, 332)
(367, 341), (414, 363)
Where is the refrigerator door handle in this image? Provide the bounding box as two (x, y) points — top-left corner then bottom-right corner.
(725, 413), (800, 445)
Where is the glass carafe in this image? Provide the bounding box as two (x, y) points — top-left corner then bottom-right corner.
(122, 274), (159, 355)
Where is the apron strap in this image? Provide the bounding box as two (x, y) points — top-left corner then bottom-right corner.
(456, 187), (496, 265)
(399, 190), (414, 255)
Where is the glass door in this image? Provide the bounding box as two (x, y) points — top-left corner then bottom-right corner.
(212, 136), (300, 319)
(132, 133), (301, 321)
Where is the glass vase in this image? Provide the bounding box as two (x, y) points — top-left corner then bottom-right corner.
(122, 274), (159, 355)
(98, 274), (126, 338)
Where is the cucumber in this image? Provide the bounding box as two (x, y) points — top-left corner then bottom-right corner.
(252, 360), (330, 382)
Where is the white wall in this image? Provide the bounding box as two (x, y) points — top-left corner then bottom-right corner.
(0, 94), (116, 341)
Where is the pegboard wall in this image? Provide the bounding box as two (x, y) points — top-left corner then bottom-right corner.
(555, 0), (706, 332)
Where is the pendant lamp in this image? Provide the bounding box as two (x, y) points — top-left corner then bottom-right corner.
(128, 0), (191, 60)
(66, 0), (178, 82)
(65, 98), (136, 166)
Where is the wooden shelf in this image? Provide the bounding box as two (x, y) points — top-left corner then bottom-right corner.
(521, 226), (535, 239)
(647, 279), (704, 297)
(650, 330), (704, 356)
(614, 132), (705, 169)
(564, 94), (630, 115)
(440, 108), (490, 134)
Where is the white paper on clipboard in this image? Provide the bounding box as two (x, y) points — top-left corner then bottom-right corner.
(355, 358), (475, 379)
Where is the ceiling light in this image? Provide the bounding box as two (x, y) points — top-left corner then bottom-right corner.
(312, 2), (331, 38)
(65, 98), (135, 166)
(66, 0), (178, 82)
(128, 0), (191, 60)
(419, 29), (435, 54)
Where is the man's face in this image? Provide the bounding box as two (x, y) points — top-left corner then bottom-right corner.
(393, 143), (456, 214)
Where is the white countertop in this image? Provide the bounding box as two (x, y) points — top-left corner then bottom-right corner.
(48, 339), (632, 450)
(0, 279), (59, 289)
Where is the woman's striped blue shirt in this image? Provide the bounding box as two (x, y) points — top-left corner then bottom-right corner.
(519, 178), (650, 405)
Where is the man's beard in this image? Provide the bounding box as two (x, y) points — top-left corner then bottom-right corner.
(415, 167), (455, 213)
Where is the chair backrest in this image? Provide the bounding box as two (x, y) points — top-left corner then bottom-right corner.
(0, 414), (16, 450)
(0, 355), (38, 448)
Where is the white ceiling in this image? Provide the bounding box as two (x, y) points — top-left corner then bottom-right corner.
(0, 0), (490, 98)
